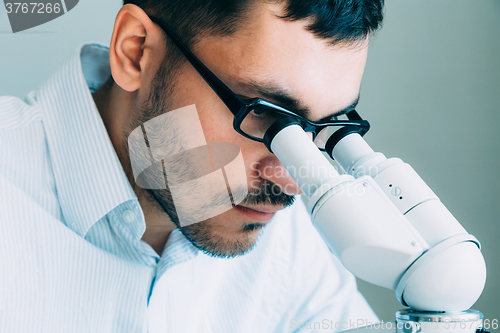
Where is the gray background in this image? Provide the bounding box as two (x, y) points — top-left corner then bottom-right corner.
(357, 1), (500, 323)
(1, 0), (499, 324)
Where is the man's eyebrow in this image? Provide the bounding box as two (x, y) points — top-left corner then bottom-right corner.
(235, 80), (360, 122)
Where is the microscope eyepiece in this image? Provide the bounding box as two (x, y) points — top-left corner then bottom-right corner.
(263, 116), (303, 153)
(324, 126), (366, 159)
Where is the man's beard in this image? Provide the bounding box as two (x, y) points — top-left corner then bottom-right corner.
(148, 179), (296, 258)
(127, 57), (295, 258)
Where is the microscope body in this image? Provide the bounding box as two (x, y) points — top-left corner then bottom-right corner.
(265, 120), (487, 332)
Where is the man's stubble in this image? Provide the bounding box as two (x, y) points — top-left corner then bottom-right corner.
(120, 56), (296, 258)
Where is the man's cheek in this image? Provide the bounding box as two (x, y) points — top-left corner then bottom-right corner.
(129, 104), (248, 227)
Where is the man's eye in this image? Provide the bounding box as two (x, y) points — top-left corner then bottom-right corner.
(251, 107), (268, 116)
(247, 107), (286, 126)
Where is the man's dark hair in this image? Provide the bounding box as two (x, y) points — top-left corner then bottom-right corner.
(123, 0), (384, 48)
(123, 0), (384, 125)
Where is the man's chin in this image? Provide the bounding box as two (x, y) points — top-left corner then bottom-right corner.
(179, 219), (266, 258)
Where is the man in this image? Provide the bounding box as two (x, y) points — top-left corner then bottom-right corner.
(0, 0), (384, 332)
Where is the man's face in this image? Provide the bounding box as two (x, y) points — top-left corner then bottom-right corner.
(131, 3), (368, 257)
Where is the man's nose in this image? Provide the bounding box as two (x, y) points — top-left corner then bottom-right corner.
(255, 156), (303, 196)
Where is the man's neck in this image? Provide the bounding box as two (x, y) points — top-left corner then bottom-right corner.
(92, 80), (177, 255)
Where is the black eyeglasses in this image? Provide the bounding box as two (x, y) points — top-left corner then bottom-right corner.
(148, 15), (370, 151)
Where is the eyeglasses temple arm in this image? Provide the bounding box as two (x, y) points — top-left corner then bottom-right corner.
(149, 16), (243, 114)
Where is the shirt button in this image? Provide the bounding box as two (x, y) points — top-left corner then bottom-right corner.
(122, 210), (135, 224)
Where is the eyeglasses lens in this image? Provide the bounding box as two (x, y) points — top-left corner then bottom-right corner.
(239, 106), (331, 149)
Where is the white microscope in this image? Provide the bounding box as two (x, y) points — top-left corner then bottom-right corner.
(262, 112), (488, 333)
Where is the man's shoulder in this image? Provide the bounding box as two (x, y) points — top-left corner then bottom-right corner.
(0, 92), (61, 220)
(0, 92), (41, 130)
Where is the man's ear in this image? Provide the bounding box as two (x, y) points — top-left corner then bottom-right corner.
(109, 4), (164, 92)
